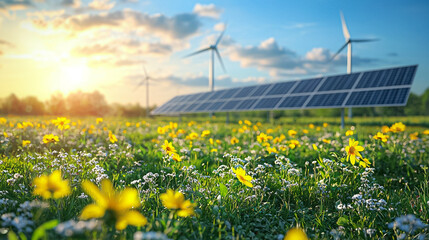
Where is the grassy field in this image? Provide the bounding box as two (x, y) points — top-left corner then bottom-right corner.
(0, 116), (428, 239)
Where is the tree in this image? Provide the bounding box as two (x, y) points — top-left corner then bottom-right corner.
(46, 92), (67, 115)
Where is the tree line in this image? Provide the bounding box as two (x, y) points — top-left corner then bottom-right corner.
(0, 88), (428, 117)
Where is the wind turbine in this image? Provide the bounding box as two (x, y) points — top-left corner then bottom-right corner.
(135, 65), (153, 117)
(184, 27), (227, 92)
(331, 11), (377, 127)
(331, 11), (378, 74)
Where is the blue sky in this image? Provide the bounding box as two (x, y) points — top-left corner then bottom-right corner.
(0, 0), (428, 105)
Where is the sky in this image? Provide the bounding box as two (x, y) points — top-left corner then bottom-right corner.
(0, 0), (428, 106)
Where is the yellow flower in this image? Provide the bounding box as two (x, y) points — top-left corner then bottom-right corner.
(96, 118), (103, 124)
(289, 140), (300, 149)
(169, 122), (178, 129)
(230, 137), (239, 145)
(209, 138), (214, 145)
(210, 149), (218, 153)
(381, 125), (390, 133)
(316, 127), (321, 131)
(232, 167), (253, 188)
(288, 130), (297, 138)
(302, 129), (309, 134)
(157, 126), (166, 134)
(423, 130), (429, 135)
(359, 158), (371, 168)
(409, 132), (419, 140)
(109, 131), (118, 143)
(345, 130), (354, 136)
(186, 132), (199, 140)
(308, 124), (315, 129)
(162, 140), (176, 155)
(201, 130), (211, 137)
(33, 170), (71, 199)
(0, 117), (6, 124)
(323, 122), (329, 128)
(345, 138), (364, 165)
(267, 146), (278, 154)
(238, 120), (243, 125)
(171, 153), (182, 162)
(284, 228), (308, 240)
(3, 132), (8, 138)
(257, 133), (273, 143)
(43, 134), (59, 144)
(312, 144), (318, 151)
(244, 120), (252, 126)
(322, 139), (331, 144)
(390, 122), (406, 133)
(373, 132), (389, 142)
(52, 117), (70, 131)
(160, 189), (196, 217)
(22, 140), (31, 147)
(80, 179), (147, 230)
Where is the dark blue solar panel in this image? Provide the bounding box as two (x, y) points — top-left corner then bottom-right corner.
(278, 95), (309, 108)
(254, 97), (283, 109)
(194, 102), (212, 111)
(292, 78), (322, 93)
(234, 86), (258, 98)
(318, 73), (359, 91)
(184, 103), (200, 112)
(250, 84), (271, 97)
(236, 99), (258, 110)
(207, 101), (226, 111)
(195, 92), (215, 101)
(168, 104), (186, 112)
(355, 66), (417, 89)
(307, 92), (348, 107)
(346, 88), (410, 106)
(265, 81), (296, 96)
(221, 100), (241, 110)
(219, 88), (240, 99)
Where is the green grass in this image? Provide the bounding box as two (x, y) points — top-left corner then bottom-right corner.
(0, 116), (428, 239)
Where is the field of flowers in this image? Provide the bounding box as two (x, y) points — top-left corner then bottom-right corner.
(0, 116), (428, 239)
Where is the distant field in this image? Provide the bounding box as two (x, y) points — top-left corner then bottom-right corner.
(0, 116), (428, 239)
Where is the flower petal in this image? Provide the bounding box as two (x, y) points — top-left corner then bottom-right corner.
(82, 180), (108, 208)
(80, 204), (105, 220)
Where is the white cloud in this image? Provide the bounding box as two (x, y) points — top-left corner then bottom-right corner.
(193, 3), (222, 19)
(89, 0), (116, 11)
(214, 22), (226, 31)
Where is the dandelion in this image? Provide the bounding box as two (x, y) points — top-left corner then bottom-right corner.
(96, 118), (103, 124)
(346, 130), (354, 136)
(373, 132), (389, 142)
(231, 137), (239, 145)
(160, 189), (196, 217)
(33, 170), (71, 199)
(80, 179), (147, 230)
(108, 131), (118, 143)
(284, 228), (308, 240)
(345, 138), (364, 165)
(52, 117), (70, 131)
(43, 134), (59, 144)
(288, 130), (297, 138)
(232, 167), (253, 188)
(22, 140), (31, 147)
(162, 140), (176, 155)
(390, 122), (406, 132)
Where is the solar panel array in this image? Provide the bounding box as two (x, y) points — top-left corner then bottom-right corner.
(152, 65), (417, 115)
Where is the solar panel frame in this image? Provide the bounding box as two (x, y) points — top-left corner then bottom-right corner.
(151, 65), (418, 115)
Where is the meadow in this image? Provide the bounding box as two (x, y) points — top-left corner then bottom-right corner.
(0, 116), (428, 239)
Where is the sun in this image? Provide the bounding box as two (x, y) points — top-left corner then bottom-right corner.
(54, 63), (89, 93)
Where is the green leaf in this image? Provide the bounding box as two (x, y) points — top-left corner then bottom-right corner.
(337, 216), (349, 226)
(8, 231), (19, 240)
(31, 219), (59, 240)
(219, 183), (228, 197)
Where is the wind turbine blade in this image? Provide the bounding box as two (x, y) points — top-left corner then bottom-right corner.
(340, 11), (350, 40)
(183, 47), (211, 58)
(214, 48), (226, 72)
(330, 42), (348, 61)
(351, 38), (379, 43)
(143, 65), (148, 78)
(134, 81), (144, 91)
(215, 25), (227, 46)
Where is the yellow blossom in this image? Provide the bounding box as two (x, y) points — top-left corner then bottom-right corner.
(346, 130), (354, 136)
(423, 130), (429, 135)
(381, 125), (390, 133)
(322, 139), (331, 144)
(323, 122), (329, 128)
(171, 153), (182, 162)
(288, 130), (297, 138)
(267, 146), (278, 154)
(186, 132), (199, 140)
(312, 144), (318, 151)
(201, 130), (211, 137)
(359, 158), (371, 168)
(257, 133), (273, 143)
(162, 140), (176, 155)
(373, 132), (389, 142)
(22, 140), (31, 147)
(43, 134), (59, 144)
(210, 149), (218, 153)
(33, 170), (71, 199)
(231, 137), (239, 145)
(284, 228), (308, 240)
(160, 189), (196, 217)
(52, 117), (70, 131)
(302, 129), (309, 134)
(308, 124), (315, 129)
(244, 120), (252, 126)
(3, 132), (8, 138)
(409, 132), (419, 140)
(232, 167), (253, 187)
(157, 127), (166, 134)
(390, 122), (406, 133)
(80, 179), (147, 230)
(0, 117), (6, 124)
(96, 118), (103, 124)
(109, 131), (118, 143)
(345, 138), (364, 165)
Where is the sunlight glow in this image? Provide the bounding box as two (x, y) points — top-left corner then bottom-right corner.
(55, 62), (89, 93)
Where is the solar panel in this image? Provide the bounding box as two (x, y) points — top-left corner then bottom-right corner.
(152, 65), (417, 115)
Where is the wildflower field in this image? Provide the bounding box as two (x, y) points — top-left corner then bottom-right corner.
(0, 116), (428, 239)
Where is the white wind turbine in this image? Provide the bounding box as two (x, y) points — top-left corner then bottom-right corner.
(184, 27), (227, 92)
(331, 11), (378, 126)
(135, 65), (154, 117)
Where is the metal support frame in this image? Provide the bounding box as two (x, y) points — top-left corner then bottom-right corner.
(341, 108), (345, 129)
